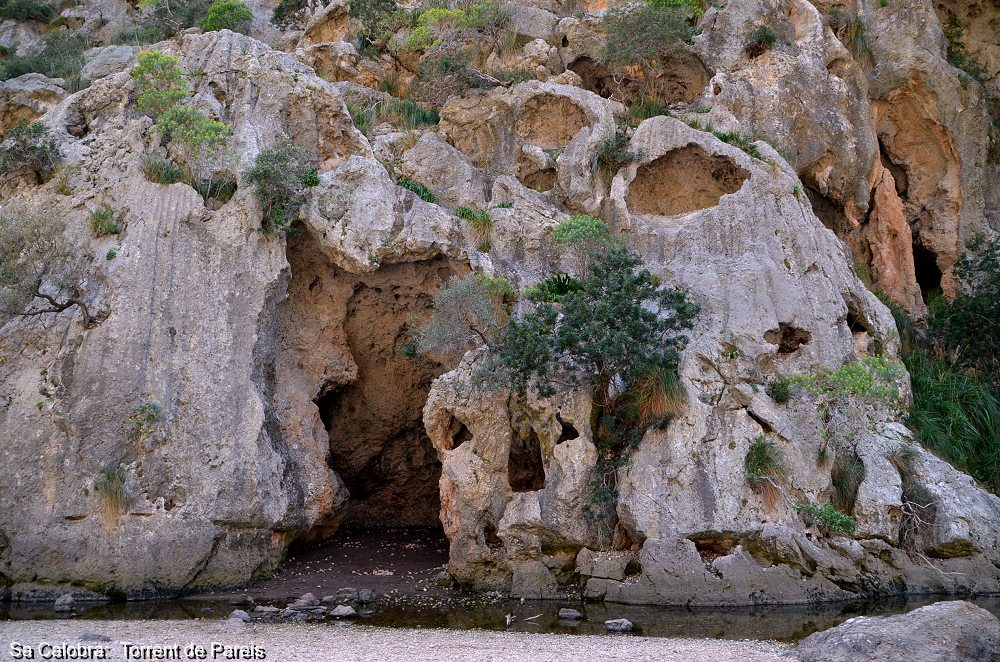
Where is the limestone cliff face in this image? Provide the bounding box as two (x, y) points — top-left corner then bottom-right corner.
(0, 0), (998, 605)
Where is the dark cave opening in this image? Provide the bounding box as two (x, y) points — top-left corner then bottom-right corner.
(508, 427), (545, 492)
(912, 242), (943, 302)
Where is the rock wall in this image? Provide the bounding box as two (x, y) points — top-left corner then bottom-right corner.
(1, 0), (999, 606)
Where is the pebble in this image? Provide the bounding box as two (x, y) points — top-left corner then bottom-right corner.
(605, 618), (633, 633)
(228, 609), (251, 623)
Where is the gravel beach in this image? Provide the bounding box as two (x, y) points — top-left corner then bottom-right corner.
(0, 619), (791, 661)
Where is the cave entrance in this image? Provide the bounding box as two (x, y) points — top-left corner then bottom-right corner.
(312, 258), (464, 529)
(912, 241), (943, 303)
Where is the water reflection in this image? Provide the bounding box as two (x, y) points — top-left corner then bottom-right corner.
(3, 594), (998, 642)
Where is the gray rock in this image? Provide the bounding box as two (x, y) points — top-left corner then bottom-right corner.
(336, 587), (358, 602)
(790, 601), (1000, 662)
(228, 594), (254, 606)
(605, 618), (633, 633)
(329, 605), (357, 618)
(558, 608), (583, 621)
(288, 592), (320, 610)
(81, 45), (136, 81)
(358, 589), (375, 603)
(53, 594), (74, 612)
(321, 595), (337, 606)
(252, 606), (280, 617)
(227, 609), (250, 623)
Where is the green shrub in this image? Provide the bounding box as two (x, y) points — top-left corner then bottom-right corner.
(397, 176), (435, 202)
(132, 51), (188, 120)
(523, 273), (581, 303)
(766, 378), (790, 403)
(88, 204), (120, 237)
(789, 355), (907, 404)
(0, 0), (57, 22)
(592, 130), (639, 187)
(744, 24), (777, 57)
(927, 236), (1000, 388)
(350, 0), (401, 55)
(245, 139), (318, 235)
(0, 31), (88, 91)
(411, 272), (514, 358)
(271, 0), (307, 28)
(831, 451), (865, 513)
(795, 502), (856, 536)
(116, 0), (212, 44)
(553, 214), (611, 247)
(711, 130), (762, 159)
(628, 99), (668, 122)
(944, 22), (988, 85)
(202, 0), (253, 33)
(0, 119), (61, 183)
(140, 154), (184, 184)
(601, 1), (692, 101)
(457, 206), (492, 251)
(905, 351), (1000, 492)
(105, 249), (117, 260)
(382, 99), (439, 128)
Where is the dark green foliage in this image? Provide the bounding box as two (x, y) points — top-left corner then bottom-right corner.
(140, 154), (184, 184)
(271, 0), (307, 29)
(628, 99), (668, 122)
(195, 177), (237, 203)
(928, 236), (1000, 388)
(0, 31), (88, 91)
(351, 0), (400, 54)
(795, 502), (856, 536)
(766, 378), (790, 404)
(905, 351), (1000, 492)
(592, 130), (639, 187)
(944, 22), (988, 85)
(491, 241), (698, 404)
(601, 1), (691, 70)
(712, 130), (762, 159)
(0, 119), (61, 182)
(397, 176), (436, 203)
(744, 24), (777, 58)
(245, 140), (318, 235)
(0, 0), (57, 22)
(523, 273), (582, 303)
(745, 436), (785, 488)
(202, 0), (253, 33)
(413, 49), (475, 107)
(88, 205), (120, 237)
(383, 99), (439, 128)
(116, 0), (212, 44)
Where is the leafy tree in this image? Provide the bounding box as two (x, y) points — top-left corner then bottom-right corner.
(0, 201), (92, 326)
(492, 240), (698, 409)
(132, 51), (188, 120)
(0, 0), (57, 22)
(410, 272), (514, 359)
(116, 0), (212, 44)
(202, 0), (253, 33)
(244, 140), (319, 234)
(0, 119), (62, 183)
(600, 1), (692, 101)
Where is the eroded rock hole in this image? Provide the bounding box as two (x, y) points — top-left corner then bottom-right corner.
(521, 167), (556, 192)
(912, 242), (943, 302)
(689, 532), (737, 562)
(764, 323), (812, 354)
(627, 145), (749, 217)
(514, 95), (589, 149)
(568, 55), (708, 104)
(508, 427), (545, 492)
(449, 417), (472, 449)
(556, 414), (579, 444)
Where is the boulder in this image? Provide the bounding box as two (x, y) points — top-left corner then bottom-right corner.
(53, 594), (75, 612)
(0, 74), (67, 135)
(605, 618), (633, 633)
(789, 601), (1000, 662)
(329, 605), (357, 618)
(558, 608), (583, 620)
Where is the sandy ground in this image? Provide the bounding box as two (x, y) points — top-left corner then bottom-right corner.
(0, 619), (792, 661)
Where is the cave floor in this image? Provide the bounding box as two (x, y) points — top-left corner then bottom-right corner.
(219, 526), (454, 601)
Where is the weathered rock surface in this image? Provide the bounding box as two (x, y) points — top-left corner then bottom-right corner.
(0, 1), (999, 612)
(789, 601), (1000, 662)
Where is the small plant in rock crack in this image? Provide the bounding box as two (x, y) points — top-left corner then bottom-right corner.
(766, 378), (791, 404)
(794, 502), (856, 537)
(592, 130), (639, 188)
(94, 466), (130, 527)
(130, 400), (163, 439)
(456, 206), (492, 252)
(0, 119), (62, 183)
(245, 139), (319, 235)
(396, 176), (436, 203)
(745, 435), (786, 508)
(744, 23), (777, 58)
(88, 204), (120, 237)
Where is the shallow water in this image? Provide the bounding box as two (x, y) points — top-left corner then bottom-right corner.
(3, 594), (999, 642)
